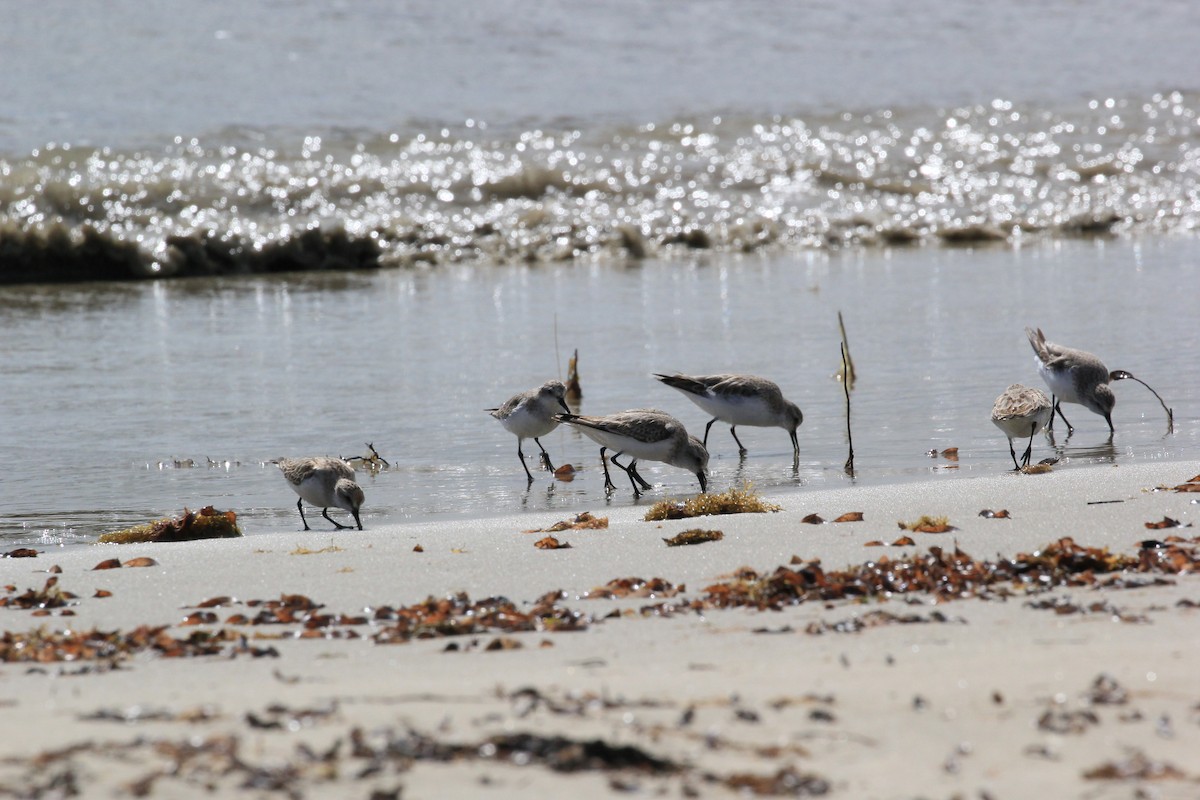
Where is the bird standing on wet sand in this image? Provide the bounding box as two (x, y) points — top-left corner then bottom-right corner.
(277, 456), (365, 530)
(991, 384), (1053, 470)
(555, 408), (709, 496)
(1025, 327), (1116, 435)
(488, 380), (571, 483)
(653, 373), (803, 458)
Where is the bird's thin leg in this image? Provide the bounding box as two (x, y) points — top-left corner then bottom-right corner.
(703, 418), (717, 448)
(599, 447), (616, 492)
(534, 437), (554, 471)
(322, 508), (351, 530)
(628, 460), (654, 491)
(730, 426), (748, 457)
(296, 497), (311, 531)
(517, 441), (534, 484)
(1007, 440), (1021, 471)
(1021, 422), (1037, 467)
(610, 453), (641, 496)
(790, 429), (800, 460)
(1051, 399), (1074, 436)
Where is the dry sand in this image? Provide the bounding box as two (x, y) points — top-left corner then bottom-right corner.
(1, 460), (1198, 798)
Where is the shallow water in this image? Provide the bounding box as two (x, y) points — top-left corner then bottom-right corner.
(2, 237), (1196, 548)
(2, 1), (1199, 547)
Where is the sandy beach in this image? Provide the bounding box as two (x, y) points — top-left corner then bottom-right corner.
(1, 460), (1197, 798)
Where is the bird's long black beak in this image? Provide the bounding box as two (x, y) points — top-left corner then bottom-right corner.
(558, 397), (571, 413)
(352, 509), (363, 531)
(697, 472), (707, 493)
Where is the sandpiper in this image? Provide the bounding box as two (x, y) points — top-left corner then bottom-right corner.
(555, 409), (709, 496)
(1025, 327), (1115, 435)
(991, 384), (1053, 470)
(277, 456), (364, 530)
(653, 373), (803, 457)
(488, 380), (570, 482)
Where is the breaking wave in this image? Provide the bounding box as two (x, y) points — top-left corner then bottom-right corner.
(2, 91), (1197, 283)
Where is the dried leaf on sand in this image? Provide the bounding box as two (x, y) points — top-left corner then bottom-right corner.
(898, 515), (955, 533)
(1173, 474), (1200, 492)
(1144, 516), (1190, 530)
(534, 536), (571, 550)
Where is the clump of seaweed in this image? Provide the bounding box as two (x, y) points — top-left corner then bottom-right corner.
(701, 537), (1196, 611)
(0, 625), (277, 665)
(583, 577), (683, 599)
(644, 485), (780, 521)
(97, 507), (241, 544)
(525, 512), (608, 533)
(664, 529), (724, 547)
(372, 592), (589, 643)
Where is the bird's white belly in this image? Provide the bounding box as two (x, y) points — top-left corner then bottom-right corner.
(576, 426), (674, 460)
(993, 409), (1051, 440)
(1038, 362), (1081, 404)
(500, 406), (559, 440)
(294, 476), (332, 507)
(692, 394), (775, 426)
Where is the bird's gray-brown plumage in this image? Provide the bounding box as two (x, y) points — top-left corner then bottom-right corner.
(488, 380), (570, 482)
(653, 373), (802, 458)
(556, 408), (708, 495)
(991, 384), (1053, 469)
(1025, 327), (1116, 435)
(278, 456), (364, 530)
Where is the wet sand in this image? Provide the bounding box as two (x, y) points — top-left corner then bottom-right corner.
(1, 461), (1197, 798)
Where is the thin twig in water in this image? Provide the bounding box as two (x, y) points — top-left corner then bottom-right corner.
(1110, 370), (1174, 433)
(842, 342), (855, 476)
(554, 313), (562, 382)
(837, 311), (856, 388)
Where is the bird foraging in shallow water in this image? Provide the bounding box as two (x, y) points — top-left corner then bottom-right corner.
(991, 384), (1052, 470)
(488, 380), (570, 483)
(653, 373), (803, 458)
(1025, 327), (1115, 435)
(277, 456), (364, 530)
(555, 408), (709, 496)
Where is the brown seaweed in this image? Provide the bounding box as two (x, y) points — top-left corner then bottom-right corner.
(644, 485), (780, 521)
(663, 529), (723, 547)
(701, 537), (1196, 611)
(97, 506), (241, 544)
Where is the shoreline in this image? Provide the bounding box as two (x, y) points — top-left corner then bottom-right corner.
(2, 461), (1198, 797)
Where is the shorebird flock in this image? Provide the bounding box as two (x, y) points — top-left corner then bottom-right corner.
(991, 327), (1141, 470)
(278, 327), (1164, 530)
(501, 372), (804, 498)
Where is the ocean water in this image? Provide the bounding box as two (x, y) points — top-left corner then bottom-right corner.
(1, 1), (1198, 547)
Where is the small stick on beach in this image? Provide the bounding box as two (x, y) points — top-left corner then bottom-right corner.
(842, 342), (855, 476)
(1109, 370), (1174, 433)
